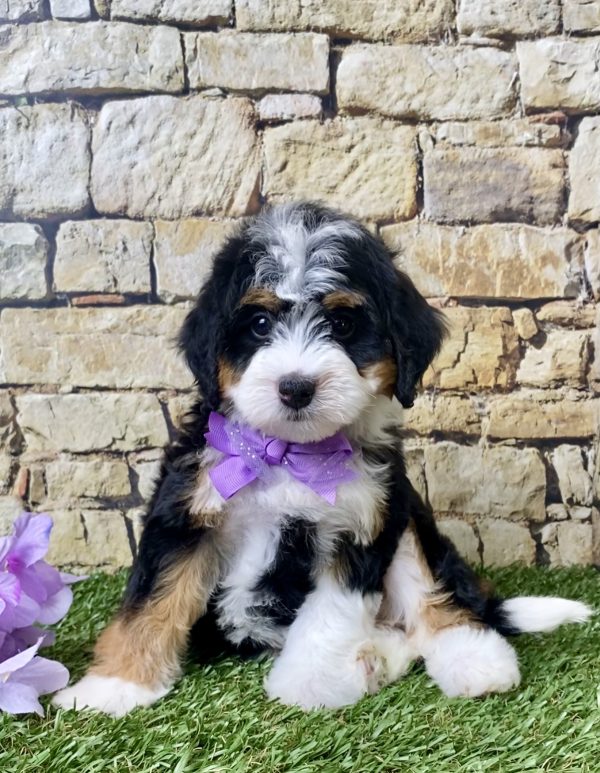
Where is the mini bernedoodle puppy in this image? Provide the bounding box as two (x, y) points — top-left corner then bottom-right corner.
(54, 202), (591, 717)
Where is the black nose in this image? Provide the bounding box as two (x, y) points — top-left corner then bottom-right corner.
(278, 375), (316, 410)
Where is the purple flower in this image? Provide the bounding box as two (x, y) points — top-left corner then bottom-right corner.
(0, 512), (86, 715)
(0, 639), (68, 716)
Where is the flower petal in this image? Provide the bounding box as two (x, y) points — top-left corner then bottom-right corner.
(16, 656), (69, 694)
(0, 638), (42, 676)
(36, 586), (73, 625)
(0, 572), (20, 606)
(10, 514), (53, 568)
(59, 571), (88, 585)
(0, 535), (14, 565)
(11, 591), (40, 629)
(0, 681), (44, 716)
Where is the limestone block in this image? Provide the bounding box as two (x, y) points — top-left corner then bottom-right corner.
(425, 442), (546, 522)
(564, 0), (600, 32)
(111, 0), (232, 24)
(433, 119), (564, 148)
(403, 394), (482, 436)
(131, 454), (162, 501)
(536, 301), (597, 328)
(0, 223), (48, 301)
(424, 306), (519, 390)
(404, 444), (427, 502)
(258, 94), (322, 122)
(154, 219), (237, 302)
(423, 147), (565, 224)
(45, 458), (132, 501)
(457, 0), (560, 37)
(263, 118), (417, 222)
(0, 103), (90, 219)
(584, 230), (600, 300)
(487, 392), (600, 439)
(46, 509), (132, 570)
(236, 0), (454, 42)
(50, 0), (91, 19)
(383, 222), (582, 299)
(337, 44), (516, 121)
(16, 393), (168, 453)
(0, 391), (19, 452)
(54, 220), (152, 294)
(542, 521), (594, 566)
(518, 38), (600, 113)
(0, 21), (183, 96)
(438, 518), (480, 565)
(1, 307), (192, 390)
(0, 453), (11, 494)
(517, 330), (590, 387)
(512, 309), (538, 340)
(479, 518), (536, 567)
(0, 0), (43, 21)
(185, 32), (329, 93)
(568, 117), (600, 224)
(551, 445), (593, 507)
(92, 96), (260, 219)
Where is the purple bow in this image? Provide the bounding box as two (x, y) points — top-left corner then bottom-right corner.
(204, 412), (358, 505)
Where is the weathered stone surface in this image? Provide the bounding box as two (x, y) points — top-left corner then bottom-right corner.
(263, 118), (417, 221)
(28, 467), (45, 504)
(46, 509), (132, 570)
(541, 521), (593, 566)
(546, 503), (569, 521)
(154, 219), (236, 302)
(46, 458), (132, 501)
(487, 392), (600, 439)
(237, 0), (454, 41)
(479, 518), (536, 567)
(131, 453), (161, 501)
(0, 104), (90, 219)
(404, 394), (482, 436)
(593, 507), (600, 564)
(513, 309), (538, 340)
(16, 393), (168, 453)
(568, 117), (600, 224)
(92, 97), (260, 219)
(425, 442), (546, 522)
(0, 495), (24, 524)
(0, 22), (183, 97)
(0, 453), (11, 494)
(517, 330), (590, 388)
(185, 32), (329, 93)
(383, 223), (581, 300)
(112, 0), (232, 25)
(569, 506), (592, 520)
(50, 0), (91, 19)
(404, 444), (427, 502)
(433, 119), (564, 148)
(584, 230), (600, 301)
(423, 148), (565, 224)
(536, 301), (597, 328)
(457, 0), (560, 38)
(0, 223), (48, 301)
(1, 307), (192, 389)
(518, 39), (600, 113)
(551, 445), (593, 507)
(0, 0), (42, 21)
(0, 391), (18, 453)
(337, 45), (515, 121)
(564, 0), (600, 32)
(424, 307), (518, 390)
(54, 220), (152, 295)
(167, 393), (194, 429)
(258, 94), (322, 122)
(438, 518), (480, 564)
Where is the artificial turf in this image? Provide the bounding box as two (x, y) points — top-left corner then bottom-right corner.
(1, 566), (599, 773)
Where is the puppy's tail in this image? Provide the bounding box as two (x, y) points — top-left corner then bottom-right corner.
(492, 596), (593, 635)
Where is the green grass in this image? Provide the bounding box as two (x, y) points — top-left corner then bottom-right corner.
(1, 567), (599, 773)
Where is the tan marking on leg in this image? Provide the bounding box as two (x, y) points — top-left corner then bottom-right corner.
(187, 463), (225, 528)
(91, 540), (220, 688)
(217, 357), (242, 394)
(359, 357), (397, 398)
(239, 287), (284, 313)
(322, 290), (365, 310)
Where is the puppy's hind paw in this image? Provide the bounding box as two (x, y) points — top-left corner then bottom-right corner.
(52, 673), (170, 718)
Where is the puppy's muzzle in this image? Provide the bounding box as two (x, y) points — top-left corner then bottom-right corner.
(278, 374), (316, 410)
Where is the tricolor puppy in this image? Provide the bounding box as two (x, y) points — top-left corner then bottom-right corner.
(54, 202), (591, 717)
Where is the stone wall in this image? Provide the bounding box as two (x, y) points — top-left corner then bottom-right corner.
(1, 0), (599, 571)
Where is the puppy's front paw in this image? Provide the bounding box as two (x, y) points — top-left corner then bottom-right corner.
(52, 673), (170, 717)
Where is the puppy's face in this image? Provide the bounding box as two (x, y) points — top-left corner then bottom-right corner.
(181, 203), (446, 443)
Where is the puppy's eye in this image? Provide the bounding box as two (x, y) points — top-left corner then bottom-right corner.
(250, 313), (272, 339)
(329, 310), (356, 340)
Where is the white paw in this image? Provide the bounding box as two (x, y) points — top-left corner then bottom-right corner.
(423, 625), (521, 698)
(52, 673), (170, 717)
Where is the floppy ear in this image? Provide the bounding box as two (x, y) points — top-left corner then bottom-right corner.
(386, 270), (447, 409)
(178, 234), (248, 410)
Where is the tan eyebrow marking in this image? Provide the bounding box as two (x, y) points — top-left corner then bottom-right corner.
(238, 287), (284, 313)
(322, 290), (366, 310)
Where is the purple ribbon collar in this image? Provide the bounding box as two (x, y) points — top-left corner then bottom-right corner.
(204, 412), (357, 504)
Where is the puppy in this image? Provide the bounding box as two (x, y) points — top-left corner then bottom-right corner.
(54, 202), (591, 717)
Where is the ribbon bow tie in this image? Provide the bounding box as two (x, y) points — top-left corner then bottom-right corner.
(204, 412), (357, 505)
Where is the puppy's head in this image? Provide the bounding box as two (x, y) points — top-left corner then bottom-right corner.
(180, 202), (446, 442)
